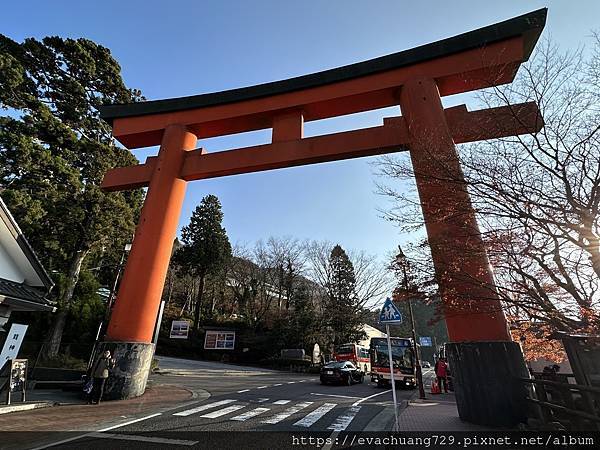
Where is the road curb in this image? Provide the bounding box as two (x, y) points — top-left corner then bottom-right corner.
(146, 381), (210, 405)
(363, 399), (410, 431)
(364, 379), (432, 432)
(0, 401), (54, 415)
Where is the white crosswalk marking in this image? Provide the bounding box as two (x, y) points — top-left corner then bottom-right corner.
(272, 400), (290, 405)
(327, 406), (361, 431)
(273, 383), (283, 386)
(257, 385), (268, 389)
(261, 402), (313, 424)
(256, 398), (269, 403)
(200, 405), (246, 419)
(237, 389), (250, 393)
(230, 407), (270, 421)
(293, 403), (337, 428)
(287, 381), (296, 384)
(173, 400), (235, 417)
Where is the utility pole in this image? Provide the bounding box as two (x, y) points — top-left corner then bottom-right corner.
(395, 246), (426, 400)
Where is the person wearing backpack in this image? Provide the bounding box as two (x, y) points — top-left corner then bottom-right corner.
(434, 357), (449, 394)
(88, 350), (115, 404)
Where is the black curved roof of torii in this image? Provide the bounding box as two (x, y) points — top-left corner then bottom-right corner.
(99, 8), (547, 123)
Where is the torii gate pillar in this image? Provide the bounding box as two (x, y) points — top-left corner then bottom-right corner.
(97, 125), (197, 399)
(401, 77), (510, 341)
(401, 78), (529, 426)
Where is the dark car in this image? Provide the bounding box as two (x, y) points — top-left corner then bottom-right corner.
(320, 361), (364, 385)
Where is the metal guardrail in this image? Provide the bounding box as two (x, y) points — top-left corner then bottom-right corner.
(519, 376), (600, 431)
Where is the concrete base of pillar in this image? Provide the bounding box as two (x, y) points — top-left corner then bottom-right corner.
(446, 341), (529, 427)
(95, 341), (154, 400)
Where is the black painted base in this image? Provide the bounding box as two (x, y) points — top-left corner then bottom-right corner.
(446, 341), (529, 427)
(95, 341), (154, 400)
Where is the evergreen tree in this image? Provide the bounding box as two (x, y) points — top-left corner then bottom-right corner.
(0, 35), (144, 356)
(175, 195), (232, 329)
(325, 245), (365, 346)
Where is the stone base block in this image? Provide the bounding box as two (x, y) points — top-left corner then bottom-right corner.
(95, 341), (154, 400)
(446, 341), (529, 427)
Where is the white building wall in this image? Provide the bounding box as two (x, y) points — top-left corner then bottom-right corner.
(0, 241), (24, 283)
(358, 324), (386, 347)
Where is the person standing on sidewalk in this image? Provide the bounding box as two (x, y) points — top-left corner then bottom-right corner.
(89, 350), (115, 404)
(434, 357), (449, 393)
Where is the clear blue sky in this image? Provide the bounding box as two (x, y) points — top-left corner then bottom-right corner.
(2, 1), (598, 262)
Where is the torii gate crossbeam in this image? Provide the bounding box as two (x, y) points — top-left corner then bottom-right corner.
(96, 9), (546, 427)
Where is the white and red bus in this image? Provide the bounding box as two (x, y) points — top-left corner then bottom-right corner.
(369, 337), (417, 388)
(333, 343), (371, 374)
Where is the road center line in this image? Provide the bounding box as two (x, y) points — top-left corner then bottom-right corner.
(310, 392), (362, 399)
(237, 389), (250, 393)
(352, 389), (392, 407)
(89, 432), (197, 446)
(97, 413), (163, 432)
(257, 385), (268, 389)
(32, 413), (163, 450)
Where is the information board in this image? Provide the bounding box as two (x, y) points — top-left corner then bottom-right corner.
(419, 336), (433, 347)
(204, 330), (235, 350)
(169, 320), (190, 339)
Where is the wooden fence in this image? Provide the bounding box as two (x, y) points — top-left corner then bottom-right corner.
(519, 373), (600, 431)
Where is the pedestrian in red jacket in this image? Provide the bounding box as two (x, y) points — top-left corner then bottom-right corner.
(434, 357), (449, 393)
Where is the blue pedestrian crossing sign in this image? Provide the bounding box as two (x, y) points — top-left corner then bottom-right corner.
(379, 298), (403, 324)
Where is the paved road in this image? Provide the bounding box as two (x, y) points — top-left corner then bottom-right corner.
(44, 357), (433, 449)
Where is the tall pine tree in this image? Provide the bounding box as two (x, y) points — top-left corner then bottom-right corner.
(175, 195), (232, 330)
(325, 245), (365, 346)
(0, 35), (144, 356)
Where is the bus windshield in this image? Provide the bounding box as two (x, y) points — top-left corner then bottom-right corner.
(371, 339), (414, 369)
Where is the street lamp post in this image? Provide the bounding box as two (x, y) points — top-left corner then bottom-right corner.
(396, 246), (426, 400)
(105, 243), (132, 321)
(87, 243), (132, 372)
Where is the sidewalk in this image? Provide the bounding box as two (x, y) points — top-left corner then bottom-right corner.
(397, 392), (493, 431)
(0, 387), (85, 416)
(366, 389), (495, 432)
(0, 382), (203, 450)
(0, 382), (198, 432)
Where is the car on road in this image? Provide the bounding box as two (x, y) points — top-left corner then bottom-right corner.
(320, 361), (364, 385)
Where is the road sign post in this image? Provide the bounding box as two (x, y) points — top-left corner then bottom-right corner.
(407, 297), (427, 400)
(384, 324), (399, 431)
(379, 297), (403, 432)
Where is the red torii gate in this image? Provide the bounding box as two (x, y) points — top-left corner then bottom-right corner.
(98, 9), (546, 425)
